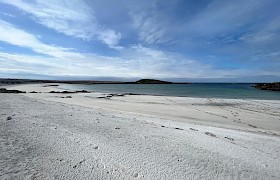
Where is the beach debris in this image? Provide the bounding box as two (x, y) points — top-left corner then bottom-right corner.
(205, 132), (217, 137)
(6, 116), (12, 120)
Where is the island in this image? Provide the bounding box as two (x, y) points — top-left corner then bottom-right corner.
(135, 79), (172, 84)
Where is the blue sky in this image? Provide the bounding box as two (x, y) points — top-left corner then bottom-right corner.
(0, 0), (279, 82)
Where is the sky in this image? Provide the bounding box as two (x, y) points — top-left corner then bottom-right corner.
(0, 0), (279, 82)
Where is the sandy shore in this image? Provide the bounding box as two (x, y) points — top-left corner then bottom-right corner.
(1, 83), (280, 179)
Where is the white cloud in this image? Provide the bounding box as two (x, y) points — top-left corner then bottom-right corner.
(0, 41), (277, 78)
(0, 52), (65, 68)
(131, 12), (166, 44)
(0, 21), (216, 78)
(127, 0), (172, 45)
(0, 19), (85, 59)
(0, 0), (121, 48)
(1, 12), (15, 17)
(97, 29), (122, 50)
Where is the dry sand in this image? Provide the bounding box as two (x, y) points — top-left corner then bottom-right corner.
(1, 83), (280, 179)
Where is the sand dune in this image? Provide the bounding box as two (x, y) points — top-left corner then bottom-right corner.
(1, 83), (280, 179)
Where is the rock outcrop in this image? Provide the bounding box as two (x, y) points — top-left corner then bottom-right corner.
(253, 82), (280, 91)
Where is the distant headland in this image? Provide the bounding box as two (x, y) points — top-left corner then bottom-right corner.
(132, 79), (188, 84)
(135, 79), (171, 84)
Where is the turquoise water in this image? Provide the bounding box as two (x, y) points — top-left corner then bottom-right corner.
(60, 83), (280, 100)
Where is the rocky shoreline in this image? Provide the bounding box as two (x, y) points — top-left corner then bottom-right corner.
(253, 82), (280, 91)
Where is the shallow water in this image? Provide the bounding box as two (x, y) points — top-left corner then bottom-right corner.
(60, 83), (280, 100)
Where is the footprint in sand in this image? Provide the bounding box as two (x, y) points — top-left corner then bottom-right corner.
(248, 124), (258, 128)
(224, 137), (234, 141)
(190, 128), (198, 131)
(205, 132), (217, 137)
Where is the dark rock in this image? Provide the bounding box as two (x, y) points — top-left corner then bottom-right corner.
(46, 84), (59, 87)
(49, 91), (73, 94)
(61, 96), (72, 98)
(75, 90), (90, 93)
(253, 82), (280, 91)
(29, 91), (38, 93)
(61, 91), (73, 94)
(0, 88), (26, 93)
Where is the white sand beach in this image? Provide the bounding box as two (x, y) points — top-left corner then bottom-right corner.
(1, 83), (280, 179)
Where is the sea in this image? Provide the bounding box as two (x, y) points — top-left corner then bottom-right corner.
(59, 83), (280, 100)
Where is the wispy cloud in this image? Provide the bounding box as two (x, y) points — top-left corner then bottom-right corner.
(0, 19), (84, 59)
(130, 12), (168, 44)
(127, 0), (173, 45)
(0, 0), (122, 49)
(0, 12), (15, 17)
